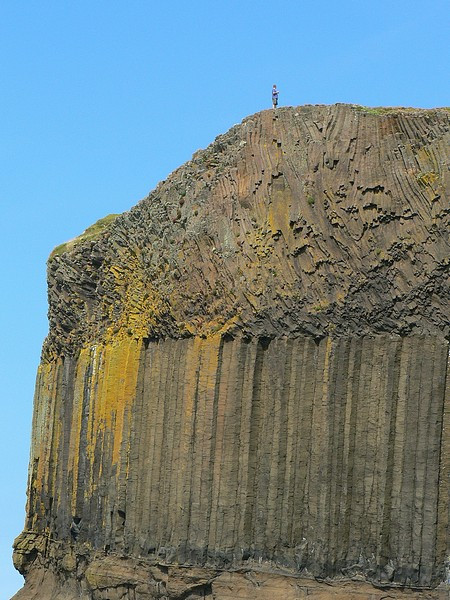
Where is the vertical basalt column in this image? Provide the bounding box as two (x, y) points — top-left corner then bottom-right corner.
(24, 334), (448, 587)
(25, 339), (142, 549)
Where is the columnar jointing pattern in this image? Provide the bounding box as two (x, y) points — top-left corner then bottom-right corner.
(28, 335), (448, 587)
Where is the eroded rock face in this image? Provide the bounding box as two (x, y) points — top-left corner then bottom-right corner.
(13, 105), (449, 599)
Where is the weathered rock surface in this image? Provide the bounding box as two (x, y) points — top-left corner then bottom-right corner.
(13, 104), (449, 599)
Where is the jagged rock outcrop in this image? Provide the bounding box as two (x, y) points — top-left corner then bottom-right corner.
(13, 104), (449, 599)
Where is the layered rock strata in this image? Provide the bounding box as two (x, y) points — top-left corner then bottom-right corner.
(13, 104), (449, 599)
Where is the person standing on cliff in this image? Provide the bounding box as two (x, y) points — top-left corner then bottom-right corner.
(272, 84), (279, 108)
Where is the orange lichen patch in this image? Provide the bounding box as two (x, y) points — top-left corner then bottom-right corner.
(416, 170), (439, 187)
(28, 339), (144, 514)
(112, 338), (142, 466)
(105, 256), (172, 341)
(267, 187), (292, 239)
(84, 339), (142, 468)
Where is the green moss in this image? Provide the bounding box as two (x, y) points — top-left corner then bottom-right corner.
(49, 213), (120, 259)
(353, 105), (424, 115)
(354, 105), (392, 115)
(51, 241), (69, 256)
(312, 300), (329, 312)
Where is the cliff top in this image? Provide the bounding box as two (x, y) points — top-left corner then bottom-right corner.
(45, 104), (449, 357)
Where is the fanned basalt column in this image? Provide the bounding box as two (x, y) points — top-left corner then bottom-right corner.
(13, 104), (449, 600)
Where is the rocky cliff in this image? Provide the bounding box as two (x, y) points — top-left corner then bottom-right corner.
(13, 104), (449, 599)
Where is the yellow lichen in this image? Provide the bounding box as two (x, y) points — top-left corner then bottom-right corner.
(416, 171), (438, 187)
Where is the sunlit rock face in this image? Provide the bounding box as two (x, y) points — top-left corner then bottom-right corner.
(13, 105), (449, 600)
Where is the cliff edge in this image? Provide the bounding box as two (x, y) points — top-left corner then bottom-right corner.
(13, 104), (449, 600)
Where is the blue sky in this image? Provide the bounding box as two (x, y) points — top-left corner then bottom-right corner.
(0, 1), (448, 595)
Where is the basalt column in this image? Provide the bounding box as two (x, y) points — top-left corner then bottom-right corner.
(13, 104), (449, 600)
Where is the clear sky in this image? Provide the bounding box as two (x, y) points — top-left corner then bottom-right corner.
(0, 1), (448, 595)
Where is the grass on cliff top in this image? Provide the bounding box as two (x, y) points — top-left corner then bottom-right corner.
(355, 106), (394, 115)
(49, 213), (120, 259)
(354, 105), (450, 115)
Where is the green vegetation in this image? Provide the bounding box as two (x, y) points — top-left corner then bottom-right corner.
(354, 105), (423, 115)
(354, 106), (390, 115)
(307, 196), (315, 206)
(49, 213), (120, 259)
(312, 300), (330, 312)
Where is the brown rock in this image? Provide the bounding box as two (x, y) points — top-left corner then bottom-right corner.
(12, 105), (450, 599)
